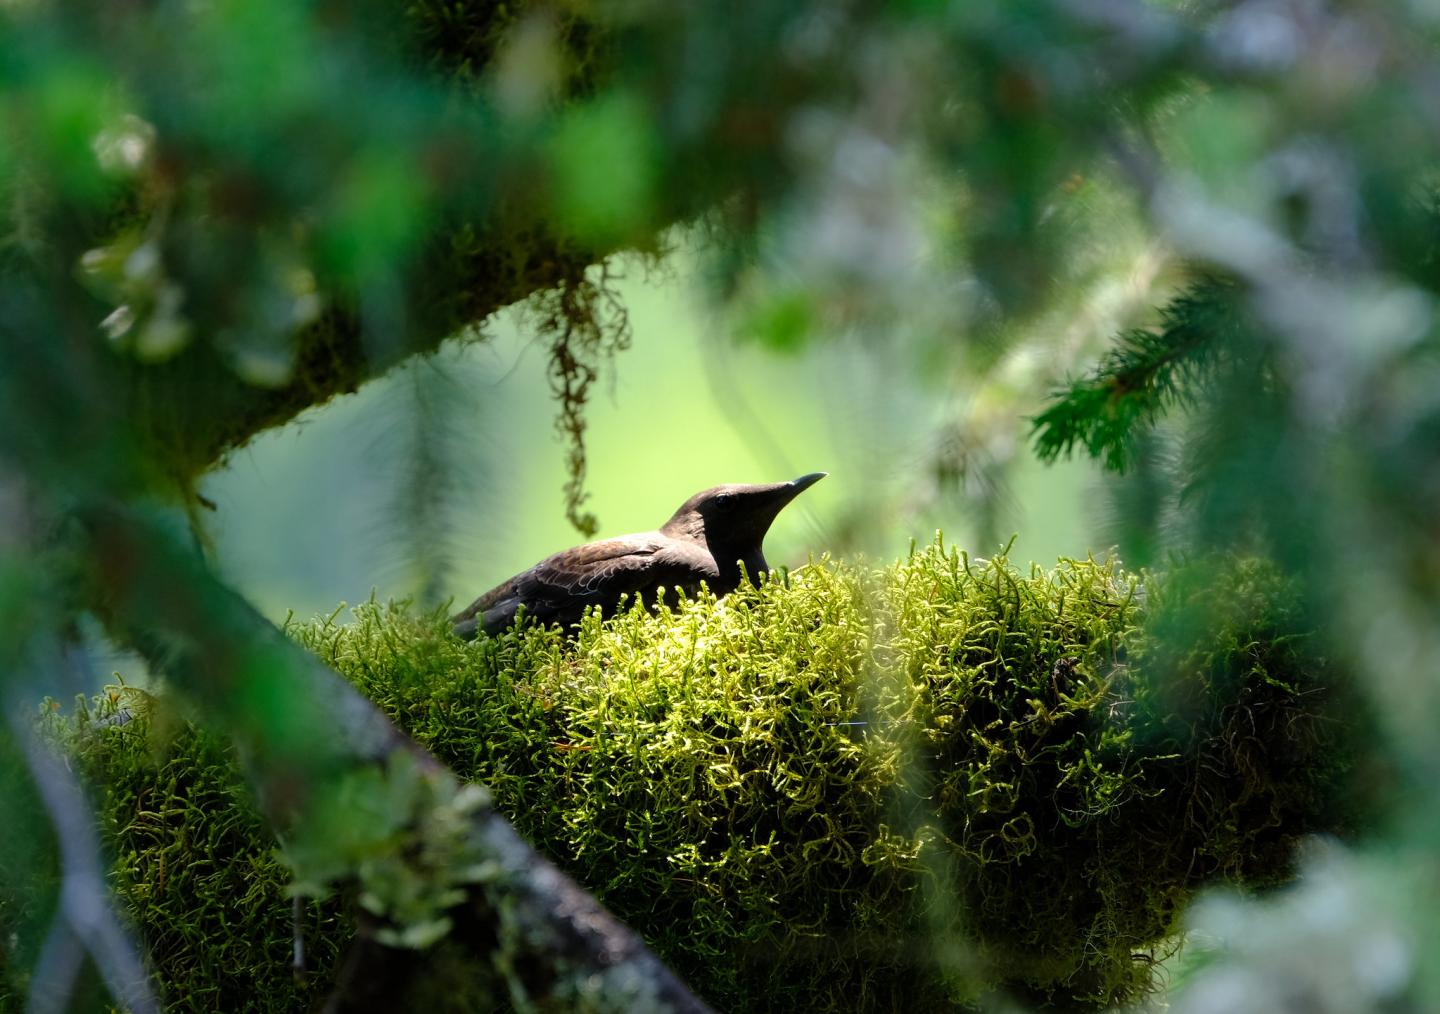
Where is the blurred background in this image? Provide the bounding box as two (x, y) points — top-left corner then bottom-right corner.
(201, 244), (1136, 622)
(10, 0), (1440, 1008)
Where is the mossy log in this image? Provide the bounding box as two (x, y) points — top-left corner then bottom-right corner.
(9, 543), (1365, 1011)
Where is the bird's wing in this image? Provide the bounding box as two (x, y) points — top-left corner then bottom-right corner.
(450, 541), (645, 623)
(451, 534), (718, 636)
(520, 535), (714, 601)
(451, 573), (521, 624)
(451, 536), (694, 620)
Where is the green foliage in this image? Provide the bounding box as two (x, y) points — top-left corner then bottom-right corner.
(547, 92), (661, 247)
(278, 748), (494, 951)
(6, 0), (1440, 1008)
(0, 716), (63, 1012)
(10, 542), (1364, 1011)
(12, 693), (350, 1013)
(1031, 280), (1250, 472)
(1117, 558), (1362, 883)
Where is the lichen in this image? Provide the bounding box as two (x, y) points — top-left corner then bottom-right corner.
(531, 263), (632, 536)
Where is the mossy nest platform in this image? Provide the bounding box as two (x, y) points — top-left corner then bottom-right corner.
(8, 543), (1366, 1011)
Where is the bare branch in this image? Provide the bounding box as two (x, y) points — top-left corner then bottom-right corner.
(10, 696), (159, 1014)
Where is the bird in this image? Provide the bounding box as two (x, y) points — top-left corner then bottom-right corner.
(451, 473), (827, 639)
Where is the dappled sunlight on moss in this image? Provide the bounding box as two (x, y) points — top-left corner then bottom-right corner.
(28, 540), (1367, 1011)
(41, 704), (350, 1012)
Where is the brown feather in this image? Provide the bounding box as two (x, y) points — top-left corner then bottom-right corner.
(451, 474), (824, 638)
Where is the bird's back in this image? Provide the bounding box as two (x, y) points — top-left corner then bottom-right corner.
(451, 533), (719, 638)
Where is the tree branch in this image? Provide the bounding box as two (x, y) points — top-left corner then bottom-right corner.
(10, 711), (160, 1014)
(78, 500), (712, 1012)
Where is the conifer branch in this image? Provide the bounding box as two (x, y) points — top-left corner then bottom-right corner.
(1031, 279), (1241, 471)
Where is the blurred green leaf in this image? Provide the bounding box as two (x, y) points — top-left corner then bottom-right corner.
(28, 60), (114, 201)
(321, 151), (430, 282)
(547, 90), (659, 246)
(738, 289), (815, 353)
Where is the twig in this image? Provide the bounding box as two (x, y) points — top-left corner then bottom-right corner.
(10, 699), (159, 1014)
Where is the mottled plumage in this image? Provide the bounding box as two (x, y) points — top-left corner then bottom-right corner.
(452, 473), (826, 638)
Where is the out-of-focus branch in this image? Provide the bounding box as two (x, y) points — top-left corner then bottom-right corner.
(0, 469), (158, 1014)
(10, 708), (159, 1014)
(126, 235), (608, 483)
(79, 501), (713, 1012)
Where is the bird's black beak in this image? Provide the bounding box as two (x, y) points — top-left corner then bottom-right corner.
(789, 472), (827, 493)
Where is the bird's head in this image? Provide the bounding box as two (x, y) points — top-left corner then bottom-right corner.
(661, 473), (827, 555)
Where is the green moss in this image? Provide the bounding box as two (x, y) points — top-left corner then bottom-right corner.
(3, 543), (1368, 1011)
(16, 695), (351, 1013)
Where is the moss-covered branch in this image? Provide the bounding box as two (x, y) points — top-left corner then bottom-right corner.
(27, 542), (1369, 1011)
(27, 0), (807, 489)
(69, 501), (712, 1012)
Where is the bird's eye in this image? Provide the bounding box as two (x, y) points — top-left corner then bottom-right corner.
(714, 493), (734, 507)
